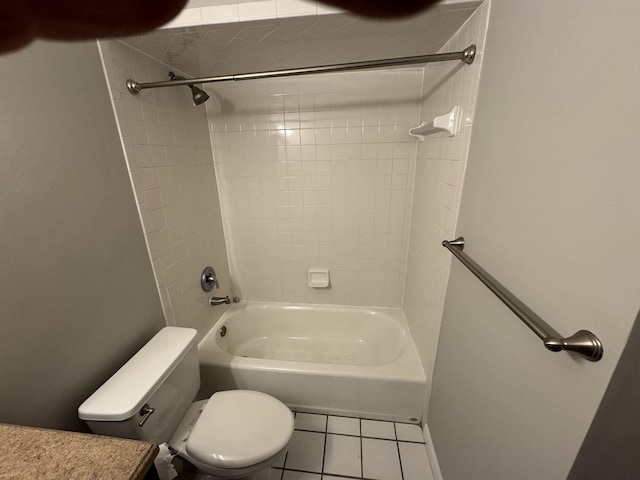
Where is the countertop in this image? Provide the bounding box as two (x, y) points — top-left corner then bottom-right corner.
(0, 423), (158, 480)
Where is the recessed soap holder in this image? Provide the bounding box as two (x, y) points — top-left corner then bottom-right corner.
(308, 269), (330, 288)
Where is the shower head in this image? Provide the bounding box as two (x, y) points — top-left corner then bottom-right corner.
(189, 85), (210, 105)
(168, 71), (209, 106)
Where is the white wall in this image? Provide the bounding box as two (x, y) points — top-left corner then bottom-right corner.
(0, 41), (165, 431)
(403, 0), (489, 413)
(208, 70), (422, 305)
(100, 41), (233, 338)
(428, 1), (640, 478)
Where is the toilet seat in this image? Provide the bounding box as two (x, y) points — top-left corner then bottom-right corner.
(170, 390), (294, 476)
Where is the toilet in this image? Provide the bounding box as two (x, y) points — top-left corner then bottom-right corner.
(78, 327), (293, 480)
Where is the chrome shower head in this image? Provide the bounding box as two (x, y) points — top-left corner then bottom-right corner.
(168, 71), (209, 106)
(189, 85), (210, 106)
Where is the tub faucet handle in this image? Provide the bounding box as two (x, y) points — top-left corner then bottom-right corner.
(201, 266), (219, 292)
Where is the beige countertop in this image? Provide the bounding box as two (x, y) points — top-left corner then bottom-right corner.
(0, 423), (158, 480)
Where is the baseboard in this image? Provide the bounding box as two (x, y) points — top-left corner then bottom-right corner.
(422, 423), (443, 480)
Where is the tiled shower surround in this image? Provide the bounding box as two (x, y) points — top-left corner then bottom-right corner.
(99, 0), (489, 412)
(99, 41), (233, 336)
(404, 1), (489, 411)
(207, 1), (489, 320)
(208, 70), (423, 306)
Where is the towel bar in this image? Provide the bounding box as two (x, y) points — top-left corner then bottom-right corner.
(442, 237), (603, 362)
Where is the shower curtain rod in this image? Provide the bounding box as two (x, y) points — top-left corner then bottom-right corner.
(126, 44), (476, 95)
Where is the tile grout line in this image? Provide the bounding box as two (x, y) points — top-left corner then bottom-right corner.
(288, 411), (425, 480)
(278, 466), (361, 479)
(277, 465), (401, 480)
(320, 412), (328, 477)
(278, 412), (293, 480)
(395, 423), (405, 480)
(294, 428), (424, 444)
(359, 418), (364, 480)
(294, 410), (420, 425)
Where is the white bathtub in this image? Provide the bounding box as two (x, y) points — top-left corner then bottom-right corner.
(197, 302), (427, 423)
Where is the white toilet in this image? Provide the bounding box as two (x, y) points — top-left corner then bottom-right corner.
(78, 327), (294, 479)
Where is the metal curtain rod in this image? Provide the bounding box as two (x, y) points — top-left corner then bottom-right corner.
(442, 237), (603, 362)
(126, 44), (476, 95)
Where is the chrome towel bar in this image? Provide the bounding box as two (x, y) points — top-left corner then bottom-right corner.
(442, 237), (603, 362)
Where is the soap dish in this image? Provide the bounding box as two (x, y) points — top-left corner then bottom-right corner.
(308, 269), (330, 288)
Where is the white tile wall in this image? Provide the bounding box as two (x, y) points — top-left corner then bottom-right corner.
(168, 0), (344, 29)
(98, 40), (233, 337)
(208, 69), (422, 306)
(402, 0), (490, 414)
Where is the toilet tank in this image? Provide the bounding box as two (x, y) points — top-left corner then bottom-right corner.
(79, 327), (200, 444)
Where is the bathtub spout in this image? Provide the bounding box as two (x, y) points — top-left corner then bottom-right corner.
(210, 296), (231, 306)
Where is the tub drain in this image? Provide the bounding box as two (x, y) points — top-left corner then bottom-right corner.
(219, 326), (227, 337)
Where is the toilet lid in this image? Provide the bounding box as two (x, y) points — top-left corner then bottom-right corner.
(186, 390), (294, 469)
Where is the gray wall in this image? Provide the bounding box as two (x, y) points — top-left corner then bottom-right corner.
(568, 311), (640, 479)
(0, 41), (165, 431)
(428, 0), (640, 478)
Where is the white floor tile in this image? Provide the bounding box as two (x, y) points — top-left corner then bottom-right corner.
(395, 423), (425, 443)
(282, 471), (321, 480)
(399, 442), (434, 480)
(326, 416), (360, 436)
(272, 451), (286, 468)
(295, 412), (327, 432)
(284, 431), (325, 473)
(267, 467), (283, 480)
(323, 434), (361, 478)
(362, 438), (402, 480)
(362, 419), (396, 440)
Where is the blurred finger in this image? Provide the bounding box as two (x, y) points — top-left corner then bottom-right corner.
(317, 0), (438, 17)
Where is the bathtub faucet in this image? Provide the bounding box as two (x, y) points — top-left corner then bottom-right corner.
(209, 296), (231, 306)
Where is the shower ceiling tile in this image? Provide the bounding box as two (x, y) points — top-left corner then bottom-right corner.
(200, 4), (240, 24)
(120, 2), (480, 78)
(276, 0), (317, 18)
(238, 0), (278, 21)
(235, 24), (279, 42)
(165, 7), (203, 29)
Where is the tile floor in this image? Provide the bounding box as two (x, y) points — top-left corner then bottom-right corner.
(268, 412), (435, 480)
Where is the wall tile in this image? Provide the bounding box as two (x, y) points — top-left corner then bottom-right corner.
(402, 0), (490, 415)
(209, 69), (422, 306)
(99, 40), (233, 338)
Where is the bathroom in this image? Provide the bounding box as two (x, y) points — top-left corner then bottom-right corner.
(1, 0), (639, 479)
